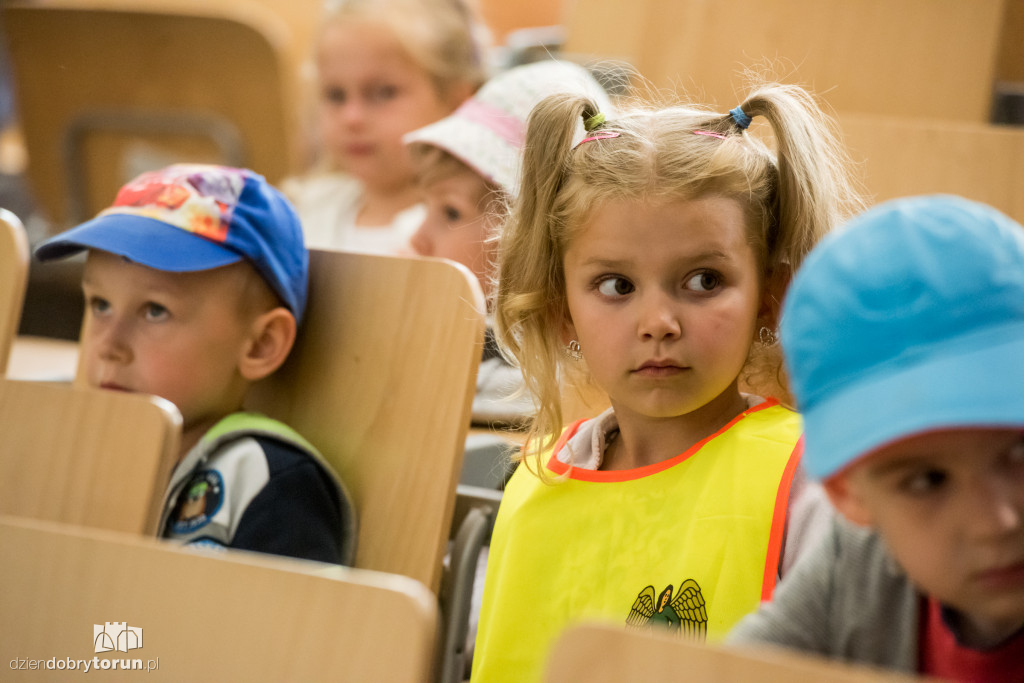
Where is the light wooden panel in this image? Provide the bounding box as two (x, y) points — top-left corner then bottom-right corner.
(0, 209), (28, 375)
(35, 0), (323, 92)
(7, 336), (79, 382)
(840, 113), (1024, 224)
(246, 250), (485, 593)
(478, 0), (565, 44)
(0, 516), (438, 682)
(564, 0), (1004, 122)
(3, 0), (298, 228)
(544, 623), (930, 683)
(0, 379), (181, 535)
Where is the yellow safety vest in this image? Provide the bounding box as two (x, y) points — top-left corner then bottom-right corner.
(471, 400), (802, 683)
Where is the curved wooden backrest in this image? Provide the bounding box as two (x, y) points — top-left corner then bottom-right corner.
(3, 0), (297, 229)
(840, 113), (1024, 224)
(564, 0), (1004, 122)
(544, 623), (929, 683)
(0, 379), (181, 535)
(0, 516), (438, 682)
(246, 250), (486, 593)
(0, 209), (28, 375)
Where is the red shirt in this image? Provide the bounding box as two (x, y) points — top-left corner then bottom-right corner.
(919, 598), (1024, 682)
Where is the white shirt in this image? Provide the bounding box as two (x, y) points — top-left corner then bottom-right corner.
(281, 171), (424, 254)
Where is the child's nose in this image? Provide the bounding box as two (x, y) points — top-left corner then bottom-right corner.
(410, 220), (434, 256)
(637, 292), (681, 341)
(92, 318), (133, 364)
(340, 98), (368, 126)
(968, 476), (1023, 538)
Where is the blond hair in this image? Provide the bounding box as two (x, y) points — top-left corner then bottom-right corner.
(320, 0), (489, 96)
(494, 83), (865, 475)
(411, 145), (493, 196)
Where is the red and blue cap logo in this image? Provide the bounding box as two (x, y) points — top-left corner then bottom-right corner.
(36, 164), (308, 322)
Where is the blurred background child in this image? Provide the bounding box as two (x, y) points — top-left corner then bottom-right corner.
(729, 195), (1024, 681)
(404, 58), (613, 424)
(472, 82), (864, 682)
(282, 0), (488, 253)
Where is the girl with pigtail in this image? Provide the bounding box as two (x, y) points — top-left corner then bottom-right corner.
(472, 83), (865, 683)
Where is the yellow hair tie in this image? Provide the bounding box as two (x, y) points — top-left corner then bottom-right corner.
(584, 112), (606, 131)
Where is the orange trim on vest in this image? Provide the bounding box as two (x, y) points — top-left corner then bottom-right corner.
(547, 399), (783, 483)
(549, 418), (585, 456)
(760, 435), (804, 600)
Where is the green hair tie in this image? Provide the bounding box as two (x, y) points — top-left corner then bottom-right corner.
(584, 112), (606, 131)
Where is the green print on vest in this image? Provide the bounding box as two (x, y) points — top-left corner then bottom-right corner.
(626, 578), (708, 641)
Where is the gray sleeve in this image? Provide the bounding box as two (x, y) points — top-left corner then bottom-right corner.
(728, 515), (841, 655)
(728, 517), (921, 672)
(781, 467), (836, 575)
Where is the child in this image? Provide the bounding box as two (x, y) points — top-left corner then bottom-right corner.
(727, 195), (1024, 681)
(35, 164), (356, 566)
(403, 59), (613, 423)
(405, 61), (614, 670)
(470, 83), (864, 682)
(282, 0), (487, 254)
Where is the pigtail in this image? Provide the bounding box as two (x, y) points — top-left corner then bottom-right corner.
(733, 85), (865, 273)
(495, 93), (602, 479)
(719, 84), (864, 404)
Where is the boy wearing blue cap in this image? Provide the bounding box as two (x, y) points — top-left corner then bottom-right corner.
(36, 164), (355, 565)
(728, 195), (1024, 680)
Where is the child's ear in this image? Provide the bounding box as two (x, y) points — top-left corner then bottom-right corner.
(238, 307), (297, 381)
(443, 80), (475, 109)
(560, 317), (579, 347)
(759, 263), (793, 329)
(823, 473), (874, 527)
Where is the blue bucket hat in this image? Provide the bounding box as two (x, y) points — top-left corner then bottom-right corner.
(36, 164), (308, 322)
(781, 195), (1024, 479)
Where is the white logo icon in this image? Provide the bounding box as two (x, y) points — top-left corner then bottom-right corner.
(93, 622), (143, 653)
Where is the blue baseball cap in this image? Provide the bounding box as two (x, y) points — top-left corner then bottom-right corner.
(781, 195), (1024, 479)
(35, 164), (308, 322)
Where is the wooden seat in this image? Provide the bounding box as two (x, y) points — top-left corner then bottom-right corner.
(0, 209), (28, 375)
(0, 378), (180, 535)
(563, 0), (1004, 122)
(839, 113), (1024, 224)
(246, 249), (486, 593)
(544, 622), (927, 682)
(2, 0), (298, 230)
(0, 515), (438, 682)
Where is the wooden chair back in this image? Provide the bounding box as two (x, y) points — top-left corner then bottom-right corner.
(840, 114), (1024, 224)
(0, 379), (181, 535)
(2, 0), (297, 230)
(0, 515), (438, 682)
(564, 0), (1004, 122)
(246, 250), (485, 592)
(0, 209), (28, 375)
(544, 623), (929, 682)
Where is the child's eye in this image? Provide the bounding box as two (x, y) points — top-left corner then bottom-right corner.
(444, 205), (462, 223)
(144, 303), (170, 322)
(684, 271), (721, 292)
(323, 86), (346, 104)
(88, 296), (111, 315)
(900, 468), (948, 496)
(596, 276), (634, 297)
(369, 84), (398, 102)
(1002, 435), (1024, 468)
